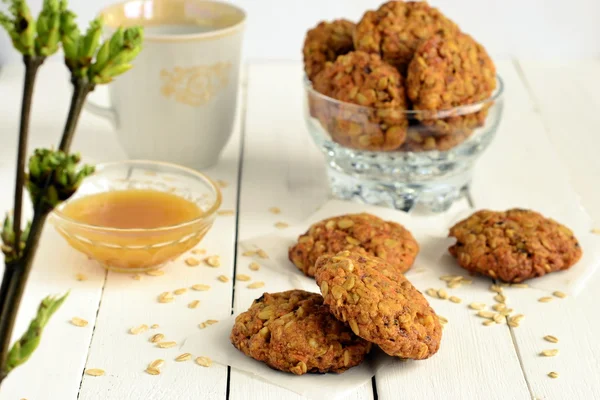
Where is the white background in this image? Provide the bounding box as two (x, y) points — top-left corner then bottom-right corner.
(2, 0), (600, 65)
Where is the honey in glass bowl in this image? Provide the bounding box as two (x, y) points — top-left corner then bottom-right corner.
(51, 160), (221, 272)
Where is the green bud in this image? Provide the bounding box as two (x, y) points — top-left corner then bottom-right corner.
(89, 25), (143, 84)
(0, 0), (36, 55)
(35, 0), (61, 56)
(90, 40), (110, 74)
(108, 27), (124, 57)
(79, 16), (103, 61)
(59, 8), (80, 63)
(93, 63), (131, 84)
(6, 292), (69, 373)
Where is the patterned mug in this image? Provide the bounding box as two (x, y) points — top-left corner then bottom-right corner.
(88, 0), (246, 169)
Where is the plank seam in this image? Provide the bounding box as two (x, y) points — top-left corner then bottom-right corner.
(467, 130), (536, 399)
(225, 64), (250, 400)
(76, 268), (109, 399)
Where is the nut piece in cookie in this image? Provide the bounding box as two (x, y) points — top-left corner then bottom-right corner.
(303, 19), (356, 82)
(289, 213), (419, 277)
(406, 33), (496, 135)
(311, 51), (409, 151)
(354, 1), (459, 73)
(315, 251), (442, 359)
(230, 290), (371, 375)
(448, 209), (582, 283)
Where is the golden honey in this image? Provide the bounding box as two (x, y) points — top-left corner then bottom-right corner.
(57, 189), (208, 271)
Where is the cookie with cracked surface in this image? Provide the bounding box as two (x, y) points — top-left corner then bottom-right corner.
(311, 51), (409, 151)
(314, 251), (442, 359)
(230, 290), (371, 375)
(303, 19), (356, 82)
(354, 1), (459, 73)
(289, 213), (419, 277)
(406, 33), (496, 135)
(448, 209), (582, 283)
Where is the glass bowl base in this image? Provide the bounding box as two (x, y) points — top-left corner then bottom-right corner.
(326, 166), (470, 213)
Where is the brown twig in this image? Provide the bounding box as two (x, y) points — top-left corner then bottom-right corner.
(59, 78), (94, 152)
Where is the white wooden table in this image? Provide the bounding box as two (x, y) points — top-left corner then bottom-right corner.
(0, 60), (599, 400)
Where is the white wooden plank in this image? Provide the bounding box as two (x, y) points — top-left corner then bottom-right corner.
(0, 63), (113, 399)
(517, 60), (600, 227)
(77, 83), (245, 398)
(230, 63), (530, 400)
(229, 63), (373, 400)
(470, 60), (600, 399)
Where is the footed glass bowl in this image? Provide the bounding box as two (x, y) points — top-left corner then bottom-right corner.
(304, 76), (504, 212)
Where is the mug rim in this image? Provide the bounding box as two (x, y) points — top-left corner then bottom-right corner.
(99, 0), (246, 42)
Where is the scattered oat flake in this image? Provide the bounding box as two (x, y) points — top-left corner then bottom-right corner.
(150, 359), (165, 369)
(493, 314), (505, 324)
(216, 180), (228, 188)
(274, 221), (289, 229)
(510, 314), (525, 324)
(199, 322), (207, 329)
(132, 274), (142, 281)
(548, 371), (559, 379)
(591, 228), (600, 234)
(145, 367), (160, 375)
(192, 248), (206, 255)
(494, 294), (506, 303)
(75, 273), (87, 281)
(192, 284), (210, 291)
(447, 281), (461, 289)
(540, 349), (559, 357)
(236, 274), (251, 281)
(257, 249), (269, 259)
(544, 335), (559, 343)
(449, 296), (461, 304)
(511, 283), (529, 288)
(205, 255), (220, 267)
(492, 303), (506, 312)
(188, 300), (200, 309)
(146, 270), (165, 277)
(151, 324), (160, 329)
(176, 353), (192, 362)
(439, 275), (459, 282)
(508, 321), (520, 328)
(173, 288), (188, 295)
(217, 210), (235, 216)
(85, 369), (105, 377)
(185, 257), (201, 267)
(157, 341), (177, 349)
(130, 324), (149, 335)
(247, 281), (265, 289)
(158, 292), (175, 303)
(539, 297), (553, 303)
(150, 333), (165, 343)
(195, 356), (212, 367)
(483, 320), (495, 326)
(553, 291), (567, 299)
(437, 315), (448, 324)
(477, 311), (495, 319)
(205, 319), (218, 325)
(425, 288), (438, 298)
(242, 250), (256, 257)
(217, 275), (230, 283)
(269, 207), (281, 214)
(490, 284), (503, 293)
(71, 317), (88, 327)
(437, 289), (449, 300)
(469, 302), (486, 310)
(249, 262), (260, 271)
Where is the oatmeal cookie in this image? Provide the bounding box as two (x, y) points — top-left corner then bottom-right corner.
(230, 290), (371, 375)
(406, 33), (495, 135)
(354, 1), (459, 73)
(311, 51), (409, 151)
(315, 251), (442, 359)
(289, 213), (419, 277)
(401, 126), (472, 152)
(303, 19), (356, 82)
(448, 209), (582, 283)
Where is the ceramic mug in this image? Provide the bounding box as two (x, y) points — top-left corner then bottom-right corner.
(89, 0), (246, 169)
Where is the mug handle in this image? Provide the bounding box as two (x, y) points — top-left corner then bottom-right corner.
(84, 99), (118, 128)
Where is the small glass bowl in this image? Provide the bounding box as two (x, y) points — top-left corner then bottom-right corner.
(50, 160), (221, 272)
(304, 76), (504, 212)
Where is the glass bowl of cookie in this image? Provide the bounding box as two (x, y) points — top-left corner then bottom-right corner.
(302, 1), (504, 212)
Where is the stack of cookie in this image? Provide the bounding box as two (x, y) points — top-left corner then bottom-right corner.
(230, 213), (442, 375)
(303, 0), (496, 152)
